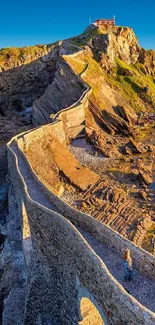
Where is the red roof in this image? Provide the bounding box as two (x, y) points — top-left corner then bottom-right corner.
(95, 19), (114, 22)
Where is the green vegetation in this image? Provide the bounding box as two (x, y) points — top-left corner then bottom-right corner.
(136, 125), (153, 141)
(70, 27), (105, 47)
(0, 43), (56, 68)
(0, 45), (43, 62)
(105, 58), (155, 112)
(68, 26), (155, 113)
(63, 55), (88, 75)
(64, 43), (155, 113)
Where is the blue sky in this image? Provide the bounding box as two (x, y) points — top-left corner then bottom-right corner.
(0, 0), (155, 49)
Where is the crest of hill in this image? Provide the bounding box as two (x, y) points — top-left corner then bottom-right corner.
(1, 24), (155, 119)
(65, 24), (155, 112)
(0, 43), (59, 71)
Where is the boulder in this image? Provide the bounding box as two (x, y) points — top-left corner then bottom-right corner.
(125, 138), (145, 154)
(145, 144), (155, 152)
(86, 127), (121, 158)
(137, 162), (153, 186)
(114, 105), (137, 125)
(139, 170), (152, 186)
(138, 190), (147, 201)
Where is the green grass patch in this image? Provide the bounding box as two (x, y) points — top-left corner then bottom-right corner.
(70, 27), (105, 47)
(0, 43), (56, 68)
(105, 58), (155, 112)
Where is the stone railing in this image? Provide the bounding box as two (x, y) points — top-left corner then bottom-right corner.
(52, 53), (90, 121)
(16, 125), (155, 281)
(50, 55), (91, 143)
(32, 53), (92, 143)
(7, 133), (155, 324)
(6, 51), (155, 324)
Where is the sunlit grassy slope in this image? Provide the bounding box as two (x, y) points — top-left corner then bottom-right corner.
(66, 25), (155, 113)
(106, 59), (155, 112)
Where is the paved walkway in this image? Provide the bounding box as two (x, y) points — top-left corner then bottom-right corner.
(79, 228), (155, 313)
(12, 144), (58, 212)
(12, 141), (155, 313)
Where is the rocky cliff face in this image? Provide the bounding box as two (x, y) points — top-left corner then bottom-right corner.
(1, 24), (155, 122)
(86, 26), (140, 72)
(0, 45), (58, 115)
(138, 48), (155, 75)
(33, 58), (86, 124)
(1, 24), (155, 324)
(70, 25), (155, 76)
(63, 25), (155, 113)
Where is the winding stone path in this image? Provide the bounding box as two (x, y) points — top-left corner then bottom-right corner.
(79, 228), (155, 313)
(12, 141), (155, 314)
(12, 143), (58, 212)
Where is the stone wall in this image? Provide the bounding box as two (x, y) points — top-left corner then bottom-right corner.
(7, 136), (155, 324)
(17, 89), (92, 150)
(17, 121), (66, 149)
(52, 90), (90, 142)
(6, 53), (155, 324)
(32, 57), (88, 125)
(14, 95), (155, 281)
(15, 112), (155, 282)
(16, 133), (155, 281)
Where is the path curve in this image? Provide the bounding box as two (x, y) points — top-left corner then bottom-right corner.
(11, 141), (155, 314)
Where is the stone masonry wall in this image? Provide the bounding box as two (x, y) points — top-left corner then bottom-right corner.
(17, 135), (155, 281)
(17, 92), (92, 152)
(32, 56), (88, 125)
(6, 53), (155, 324)
(7, 136), (155, 324)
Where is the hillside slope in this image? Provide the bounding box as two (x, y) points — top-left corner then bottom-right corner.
(68, 25), (155, 113)
(0, 24), (155, 122)
(0, 43), (59, 115)
(31, 25), (155, 124)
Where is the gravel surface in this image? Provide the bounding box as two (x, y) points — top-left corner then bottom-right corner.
(70, 138), (108, 175)
(70, 138), (135, 185)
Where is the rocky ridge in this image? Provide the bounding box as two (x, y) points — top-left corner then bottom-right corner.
(0, 44), (58, 114)
(1, 24), (155, 121)
(68, 25), (155, 112)
(0, 23), (155, 324)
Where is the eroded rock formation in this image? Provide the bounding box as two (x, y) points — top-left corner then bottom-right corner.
(76, 179), (152, 246)
(33, 58), (86, 124)
(0, 45), (58, 115)
(0, 22), (155, 325)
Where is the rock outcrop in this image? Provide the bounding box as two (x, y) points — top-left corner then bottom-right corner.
(33, 58), (86, 124)
(0, 45), (58, 115)
(87, 26), (140, 71)
(1, 24), (155, 123)
(138, 48), (155, 76)
(0, 22), (155, 325)
(49, 138), (99, 190)
(67, 25), (155, 112)
(72, 25), (155, 78)
(138, 162), (153, 186)
(72, 177), (152, 247)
